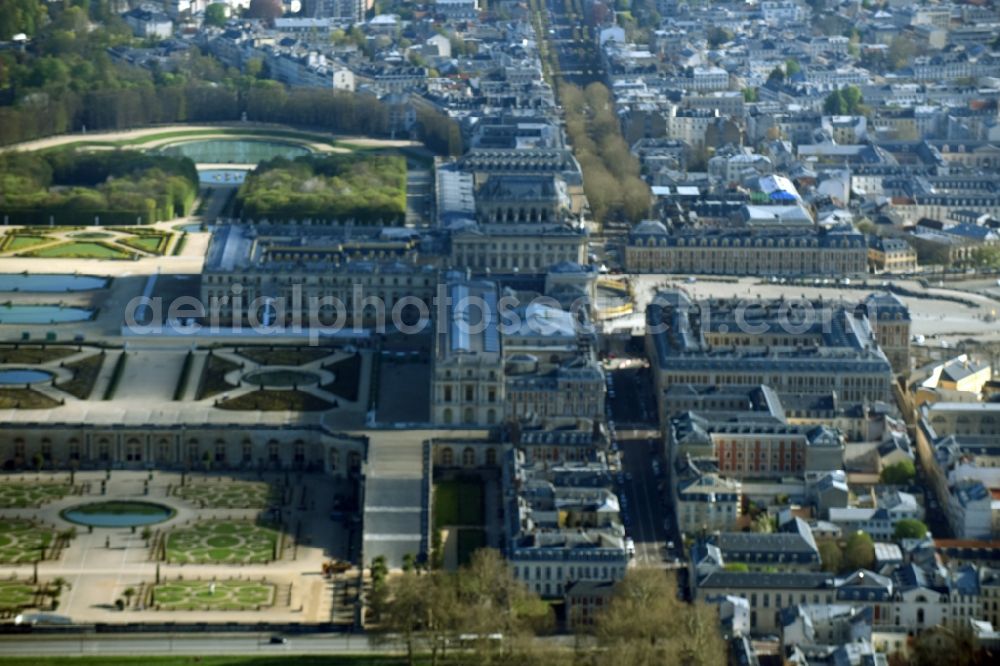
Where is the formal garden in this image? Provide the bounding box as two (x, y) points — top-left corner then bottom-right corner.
(0, 228), (174, 259)
(215, 388), (334, 412)
(148, 579), (275, 611)
(0, 482), (72, 508)
(163, 520), (281, 564)
(0, 518), (56, 564)
(173, 480), (279, 509)
(0, 576), (71, 617)
(0, 387), (60, 409)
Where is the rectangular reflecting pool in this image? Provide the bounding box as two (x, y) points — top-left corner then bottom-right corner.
(0, 274), (108, 292)
(0, 304), (94, 324)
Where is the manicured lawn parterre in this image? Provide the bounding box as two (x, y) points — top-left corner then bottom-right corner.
(0, 581), (40, 612)
(216, 389), (333, 412)
(0, 483), (72, 509)
(238, 346), (335, 367)
(433, 480), (484, 527)
(0, 345), (76, 365)
(3, 235), (52, 251)
(0, 518), (55, 564)
(119, 235), (164, 253)
(174, 480), (278, 509)
(22, 241), (134, 260)
(55, 352), (104, 399)
(165, 520), (280, 564)
(150, 579), (275, 611)
(0, 388), (61, 409)
(321, 353), (363, 402)
(196, 353), (241, 400)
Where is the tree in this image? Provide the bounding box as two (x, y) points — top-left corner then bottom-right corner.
(844, 531), (875, 571)
(785, 58), (801, 77)
(750, 512), (775, 533)
(245, 0), (283, 21)
(379, 570), (459, 666)
(841, 85), (863, 113)
(204, 3), (227, 28)
(123, 587), (135, 607)
(894, 518), (929, 541)
(910, 622), (990, 666)
(596, 569), (726, 666)
(819, 540), (843, 573)
(880, 459), (916, 486)
(378, 549), (551, 666)
(706, 27), (733, 48)
(824, 90), (847, 115)
(594, 569), (725, 666)
(767, 66), (785, 85)
(971, 246), (1000, 269)
(887, 36), (917, 70)
(0, 0), (47, 40)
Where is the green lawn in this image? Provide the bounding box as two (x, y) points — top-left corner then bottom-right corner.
(0, 518), (55, 563)
(216, 389), (333, 412)
(456, 528), (487, 567)
(196, 354), (241, 400)
(4, 235), (52, 251)
(118, 234), (169, 254)
(0, 581), (38, 611)
(151, 580), (274, 611)
(24, 241), (133, 260)
(0, 388), (61, 409)
(165, 520), (279, 565)
(433, 481), (484, 527)
(238, 346), (335, 366)
(55, 352), (104, 399)
(0, 345), (76, 364)
(174, 480), (278, 509)
(0, 483), (72, 508)
(320, 353), (363, 402)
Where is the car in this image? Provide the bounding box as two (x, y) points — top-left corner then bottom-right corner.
(269, 636), (288, 645)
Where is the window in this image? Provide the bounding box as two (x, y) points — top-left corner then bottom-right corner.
(462, 447), (475, 467)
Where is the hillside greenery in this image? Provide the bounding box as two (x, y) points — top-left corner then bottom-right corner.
(0, 2), (461, 155)
(236, 154), (407, 223)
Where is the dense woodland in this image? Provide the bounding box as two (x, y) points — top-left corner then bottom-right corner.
(0, 150), (199, 224)
(0, 1), (462, 154)
(236, 153), (407, 223)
